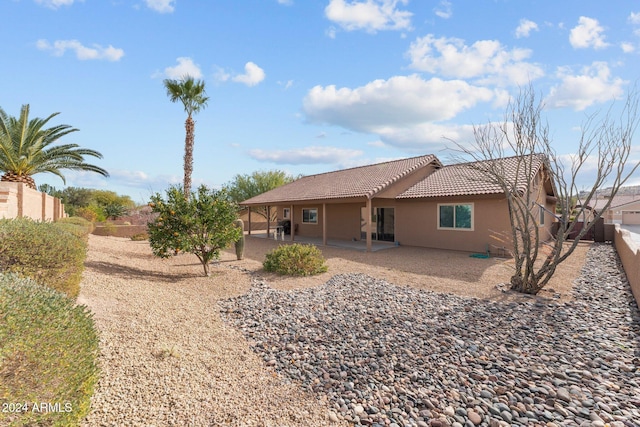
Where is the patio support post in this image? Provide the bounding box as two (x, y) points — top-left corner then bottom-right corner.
(266, 205), (271, 238)
(248, 208), (252, 235)
(322, 203), (327, 246)
(290, 204), (295, 242)
(366, 198), (372, 252)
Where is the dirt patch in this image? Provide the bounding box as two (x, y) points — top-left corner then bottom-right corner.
(220, 235), (591, 302)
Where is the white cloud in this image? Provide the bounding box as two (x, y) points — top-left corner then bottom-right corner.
(433, 0), (452, 19)
(34, 0), (80, 9)
(569, 16), (609, 50)
(163, 57), (203, 79)
(515, 19), (538, 38)
(407, 35), (544, 86)
(303, 75), (494, 148)
(325, 0), (412, 33)
(277, 0), (293, 5)
(145, 0), (175, 13)
(546, 62), (626, 111)
(247, 146), (363, 165)
(231, 62), (266, 86)
(628, 12), (640, 25)
(36, 39), (124, 61)
(621, 42), (635, 53)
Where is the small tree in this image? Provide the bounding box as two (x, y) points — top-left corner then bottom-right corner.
(147, 185), (241, 276)
(226, 170), (300, 222)
(455, 85), (639, 294)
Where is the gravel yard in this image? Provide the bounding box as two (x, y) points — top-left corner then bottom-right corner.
(78, 235), (639, 426)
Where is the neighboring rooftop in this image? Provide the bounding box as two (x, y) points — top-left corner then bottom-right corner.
(241, 154), (440, 205)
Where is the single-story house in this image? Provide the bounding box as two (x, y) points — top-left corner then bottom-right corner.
(594, 195), (640, 225)
(241, 154), (557, 253)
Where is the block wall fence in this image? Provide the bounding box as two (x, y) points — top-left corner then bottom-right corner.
(0, 182), (66, 221)
(613, 225), (640, 309)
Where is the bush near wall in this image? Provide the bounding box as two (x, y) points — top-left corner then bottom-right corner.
(56, 216), (95, 239)
(0, 218), (87, 298)
(0, 273), (99, 427)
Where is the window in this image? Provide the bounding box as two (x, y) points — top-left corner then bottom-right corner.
(539, 206), (545, 226)
(438, 203), (473, 230)
(302, 208), (317, 224)
(283, 208), (290, 219)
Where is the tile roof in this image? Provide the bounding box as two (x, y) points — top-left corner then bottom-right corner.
(241, 154), (439, 205)
(398, 154), (546, 199)
(591, 195), (640, 211)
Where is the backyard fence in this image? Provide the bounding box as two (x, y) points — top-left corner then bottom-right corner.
(0, 182), (65, 221)
(613, 225), (640, 309)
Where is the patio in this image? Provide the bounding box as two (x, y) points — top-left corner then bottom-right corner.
(247, 230), (397, 252)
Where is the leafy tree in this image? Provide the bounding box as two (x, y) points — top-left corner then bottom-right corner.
(226, 170), (300, 222)
(147, 185), (241, 276)
(163, 76), (209, 198)
(0, 104), (108, 189)
(90, 190), (134, 210)
(455, 85), (639, 294)
(38, 183), (62, 198)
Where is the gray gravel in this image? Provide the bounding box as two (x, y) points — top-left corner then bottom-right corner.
(220, 243), (640, 427)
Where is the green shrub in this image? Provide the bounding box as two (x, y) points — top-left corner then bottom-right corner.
(263, 243), (328, 276)
(130, 232), (149, 241)
(56, 216), (95, 237)
(0, 218), (87, 298)
(0, 273), (99, 427)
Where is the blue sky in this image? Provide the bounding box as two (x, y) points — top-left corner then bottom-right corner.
(2, 0), (640, 202)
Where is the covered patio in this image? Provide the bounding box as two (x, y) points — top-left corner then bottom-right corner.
(246, 229), (397, 252)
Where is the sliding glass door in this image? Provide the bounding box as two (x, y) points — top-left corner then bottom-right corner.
(361, 207), (395, 242)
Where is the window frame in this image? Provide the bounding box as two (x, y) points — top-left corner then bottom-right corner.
(437, 203), (474, 231)
(302, 208), (318, 224)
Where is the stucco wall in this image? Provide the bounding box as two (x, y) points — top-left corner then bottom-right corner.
(395, 196), (512, 254)
(613, 225), (640, 309)
(0, 182), (65, 221)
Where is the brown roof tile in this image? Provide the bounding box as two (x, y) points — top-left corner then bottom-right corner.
(241, 154), (439, 205)
(398, 155), (546, 199)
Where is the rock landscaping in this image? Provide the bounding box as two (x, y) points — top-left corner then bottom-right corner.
(220, 243), (640, 427)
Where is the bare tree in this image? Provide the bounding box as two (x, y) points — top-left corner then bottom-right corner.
(454, 85), (639, 294)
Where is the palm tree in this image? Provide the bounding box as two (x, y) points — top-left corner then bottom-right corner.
(0, 104), (108, 189)
(163, 76), (209, 198)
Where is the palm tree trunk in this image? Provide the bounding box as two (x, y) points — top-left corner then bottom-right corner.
(183, 116), (195, 198)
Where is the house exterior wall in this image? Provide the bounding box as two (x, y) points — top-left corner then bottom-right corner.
(604, 200), (640, 224)
(0, 182), (65, 221)
(394, 196), (511, 254)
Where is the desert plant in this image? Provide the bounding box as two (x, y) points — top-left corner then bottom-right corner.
(233, 218), (245, 260)
(56, 216), (95, 236)
(0, 218), (87, 298)
(263, 243), (328, 276)
(147, 185), (241, 276)
(0, 273), (99, 426)
(103, 203), (128, 220)
(130, 232), (149, 241)
(453, 84), (640, 294)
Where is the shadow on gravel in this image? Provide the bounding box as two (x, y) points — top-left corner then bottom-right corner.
(85, 261), (198, 282)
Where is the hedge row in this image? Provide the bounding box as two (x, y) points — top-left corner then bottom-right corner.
(0, 273), (100, 426)
(0, 218), (91, 298)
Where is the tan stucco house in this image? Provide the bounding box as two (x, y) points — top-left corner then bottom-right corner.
(595, 195), (640, 225)
(241, 154), (557, 253)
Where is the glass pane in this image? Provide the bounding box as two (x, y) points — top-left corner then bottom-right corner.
(309, 209), (317, 223)
(439, 205), (454, 228)
(455, 204), (472, 229)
